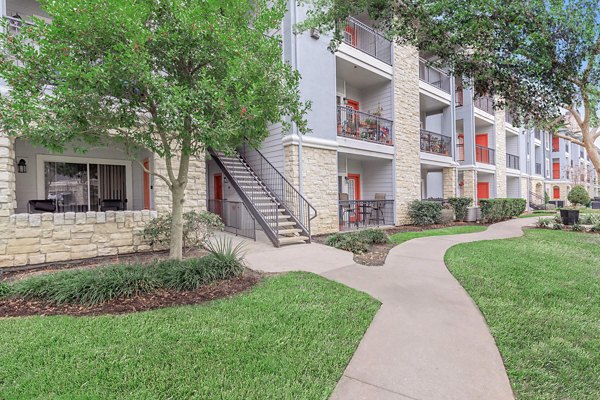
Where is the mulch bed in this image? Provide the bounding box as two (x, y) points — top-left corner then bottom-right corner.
(1, 249), (208, 282)
(0, 271), (262, 318)
(314, 222), (487, 267)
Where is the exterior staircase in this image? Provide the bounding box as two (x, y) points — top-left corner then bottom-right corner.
(529, 191), (547, 210)
(209, 147), (316, 247)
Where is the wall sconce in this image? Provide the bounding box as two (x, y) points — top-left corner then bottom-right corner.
(17, 158), (27, 173)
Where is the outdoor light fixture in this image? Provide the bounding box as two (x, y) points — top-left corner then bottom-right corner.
(17, 158), (27, 173)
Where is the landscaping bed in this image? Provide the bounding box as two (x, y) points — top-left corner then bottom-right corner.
(446, 229), (600, 399)
(0, 272), (379, 399)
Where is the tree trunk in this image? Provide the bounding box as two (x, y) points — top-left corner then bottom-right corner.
(169, 185), (186, 260)
(584, 140), (600, 178)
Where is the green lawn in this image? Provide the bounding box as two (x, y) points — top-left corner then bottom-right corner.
(0, 272), (380, 400)
(389, 225), (487, 245)
(518, 211), (557, 218)
(445, 230), (600, 400)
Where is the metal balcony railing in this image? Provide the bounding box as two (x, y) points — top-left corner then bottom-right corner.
(420, 129), (452, 156)
(339, 199), (394, 231)
(456, 143), (465, 161)
(4, 16), (34, 34)
(535, 163), (542, 175)
(476, 145), (495, 164)
(419, 59), (450, 93)
(337, 106), (393, 146)
(338, 17), (392, 65)
(506, 153), (520, 170)
(474, 96), (495, 115)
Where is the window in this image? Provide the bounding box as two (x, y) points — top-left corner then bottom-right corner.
(38, 156), (132, 212)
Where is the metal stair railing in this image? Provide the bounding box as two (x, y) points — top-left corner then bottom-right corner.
(239, 143), (317, 240)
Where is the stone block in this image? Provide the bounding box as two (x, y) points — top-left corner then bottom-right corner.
(28, 214), (42, 227)
(75, 212), (87, 224)
(46, 252), (72, 263)
(28, 254), (46, 265)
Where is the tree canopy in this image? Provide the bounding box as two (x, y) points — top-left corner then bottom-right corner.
(0, 0), (309, 258)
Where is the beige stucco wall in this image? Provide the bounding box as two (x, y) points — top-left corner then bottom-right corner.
(393, 45), (422, 224)
(284, 143), (338, 235)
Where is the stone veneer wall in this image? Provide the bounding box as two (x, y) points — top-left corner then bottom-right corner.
(153, 153), (207, 213)
(494, 109), (507, 198)
(393, 45), (422, 224)
(0, 211), (156, 268)
(284, 143), (338, 234)
(442, 167), (457, 199)
(0, 135), (16, 219)
(461, 169), (477, 203)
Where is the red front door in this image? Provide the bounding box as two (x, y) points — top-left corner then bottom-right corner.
(213, 174), (223, 217)
(347, 174), (361, 222)
(476, 134), (489, 163)
(143, 158), (151, 209)
(477, 182), (490, 201)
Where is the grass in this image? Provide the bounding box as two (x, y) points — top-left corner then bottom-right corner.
(445, 229), (600, 400)
(389, 225), (487, 245)
(0, 272), (380, 399)
(518, 211), (557, 218)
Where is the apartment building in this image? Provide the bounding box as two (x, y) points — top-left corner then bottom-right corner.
(1, 1), (599, 268)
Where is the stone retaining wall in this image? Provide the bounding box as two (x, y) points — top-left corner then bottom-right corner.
(0, 210), (157, 269)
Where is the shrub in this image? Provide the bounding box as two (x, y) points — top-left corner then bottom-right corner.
(357, 229), (388, 245)
(544, 191), (550, 204)
(143, 210), (224, 249)
(554, 215), (563, 224)
(553, 222), (564, 230)
(479, 198), (527, 223)
(408, 200), (442, 225)
(325, 233), (369, 254)
(590, 224), (600, 233)
(567, 185), (590, 207)
(571, 223), (585, 232)
(535, 218), (552, 228)
(6, 250), (244, 306)
(578, 213), (600, 225)
(448, 197), (473, 221)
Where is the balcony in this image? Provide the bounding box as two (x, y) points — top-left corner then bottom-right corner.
(505, 111), (516, 125)
(535, 163), (542, 175)
(506, 153), (520, 170)
(419, 59), (450, 93)
(339, 17), (392, 65)
(339, 199), (395, 231)
(420, 130), (452, 156)
(474, 96), (495, 115)
(337, 106), (393, 146)
(457, 143), (465, 161)
(476, 145), (495, 165)
(534, 130), (541, 140)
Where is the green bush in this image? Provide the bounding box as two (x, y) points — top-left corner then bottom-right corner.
(571, 223), (585, 232)
(5, 240), (245, 306)
(357, 229), (388, 244)
(479, 198), (527, 223)
(535, 218), (552, 228)
(408, 200), (442, 225)
(578, 213), (600, 225)
(590, 224), (600, 233)
(142, 210), (224, 249)
(544, 191), (550, 204)
(553, 222), (564, 230)
(567, 185), (590, 207)
(448, 197), (472, 221)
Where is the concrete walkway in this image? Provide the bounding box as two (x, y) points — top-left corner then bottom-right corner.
(236, 218), (534, 400)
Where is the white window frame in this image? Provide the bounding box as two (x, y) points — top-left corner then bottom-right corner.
(36, 154), (133, 211)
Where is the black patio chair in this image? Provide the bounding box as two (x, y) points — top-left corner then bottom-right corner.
(28, 199), (56, 213)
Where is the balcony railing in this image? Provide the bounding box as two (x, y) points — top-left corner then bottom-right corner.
(420, 129), (452, 156)
(456, 143), (465, 161)
(455, 88), (464, 106)
(337, 106), (393, 146)
(339, 199), (394, 231)
(474, 96), (495, 115)
(506, 153), (520, 170)
(339, 17), (392, 65)
(5, 16), (35, 34)
(505, 111), (516, 125)
(535, 163), (542, 175)
(476, 145), (495, 164)
(419, 59), (450, 93)
(534, 130), (541, 140)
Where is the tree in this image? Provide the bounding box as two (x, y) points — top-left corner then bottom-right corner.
(300, 0), (600, 174)
(568, 185), (590, 207)
(0, 0), (308, 259)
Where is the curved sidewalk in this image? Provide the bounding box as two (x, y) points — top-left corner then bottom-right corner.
(243, 218), (534, 400)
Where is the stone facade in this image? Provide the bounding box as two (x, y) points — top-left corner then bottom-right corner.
(284, 143), (338, 235)
(461, 169), (477, 202)
(393, 45), (422, 224)
(0, 135), (16, 220)
(153, 153), (207, 213)
(442, 167), (457, 199)
(494, 109), (507, 198)
(0, 210), (156, 268)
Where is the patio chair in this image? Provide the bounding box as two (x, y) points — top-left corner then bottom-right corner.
(100, 199), (124, 211)
(28, 199), (56, 213)
(370, 193), (387, 225)
(339, 193), (357, 228)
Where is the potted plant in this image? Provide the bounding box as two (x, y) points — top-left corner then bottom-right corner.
(561, 185), (590, 225)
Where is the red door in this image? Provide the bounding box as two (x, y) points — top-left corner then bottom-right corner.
(476, 134), (489, 163)
(344, 25), (357, 46)
(347, 174), (361, 222)
(553, 162), (560, 179)
(213, 174), (223, 217)
(552, 137), (560, 152)
(346, 99), (360, 137)
(553, 186), (560, 199)
(143, 158), (151, 209)
(477, 182), (490, 201)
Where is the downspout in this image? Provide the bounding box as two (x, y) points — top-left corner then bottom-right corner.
(291, 0), (303, 194)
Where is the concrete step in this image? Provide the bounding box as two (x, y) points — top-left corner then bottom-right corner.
(278, 236), (309, 245)
(278, 228), (303, 235)
(277, 221), (297, 227)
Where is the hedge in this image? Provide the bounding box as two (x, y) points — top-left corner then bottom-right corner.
(408, 200), (442, 225)
(448, 197), (472, 221)
(479, 198), (527, 223)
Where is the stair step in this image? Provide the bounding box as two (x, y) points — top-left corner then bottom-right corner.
(277, 221), (296, 227)
(278, 236), (310, 245)
(278, 228), (302, 235)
